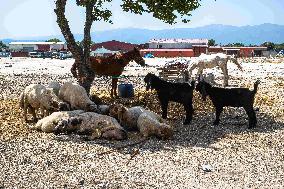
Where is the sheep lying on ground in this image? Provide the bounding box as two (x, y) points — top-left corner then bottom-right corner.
(19, 84), (70, 121)
(109, 104), (173, 139)
(59, 82), (97, 112)
(54, 112), (127, 140)
(137, 111), (173, 139)
(30, 110), (84, 133)
(196, 79), (260, 128)
(109, 104), (145, 131)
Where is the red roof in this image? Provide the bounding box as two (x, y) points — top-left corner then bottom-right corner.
(91, 40), (138, 52)
(140, 49), (194, 52)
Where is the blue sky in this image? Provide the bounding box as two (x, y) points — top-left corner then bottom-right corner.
(0, 0), (283, 39)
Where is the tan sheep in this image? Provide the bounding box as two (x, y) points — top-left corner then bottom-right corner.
(30, 110), (84, 133)
(47, 81), (61, 96)
(55, 112), (127, 140)
(59, 82), (97, 112)
(109, 104), (145, 131)
(109, 104), (173, 139)
(137, 111), (173, 140)
(19, 84), (69, 121)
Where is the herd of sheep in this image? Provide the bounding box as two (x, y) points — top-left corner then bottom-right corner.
(19, 81), (173, 140)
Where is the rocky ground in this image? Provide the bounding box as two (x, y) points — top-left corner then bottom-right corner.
(0, 57), (284, 188)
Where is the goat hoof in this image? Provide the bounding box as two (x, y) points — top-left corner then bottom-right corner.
(213, 121), (219, 125)
(183, 120), (191, 125)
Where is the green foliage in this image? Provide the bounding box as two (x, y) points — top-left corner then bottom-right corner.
(76, 0), (202, 24)
(208, 39), (216, 46)
(0, 41), (8, 50)
(261, 42), (275, 51)
(275, 43), (284, 52)
(225, 43), (245, 47)
(261, 42), (284, 52)
(46, 38), (62, 43)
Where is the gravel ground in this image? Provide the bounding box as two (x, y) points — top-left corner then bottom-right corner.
(0, 57), (284, 189)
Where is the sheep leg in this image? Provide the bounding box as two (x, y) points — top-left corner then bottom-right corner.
(244, 106), (257, 129)
(30, 107), (37, 122)
(183, 103), (193, 125)
(213, 106), (223, 125)
(23, 105), (28, 121)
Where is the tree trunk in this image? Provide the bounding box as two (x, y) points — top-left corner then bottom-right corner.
(71, 58), (95, 94)
(55, 0), (95, 94)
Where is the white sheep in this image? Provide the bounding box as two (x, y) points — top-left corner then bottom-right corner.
(58, 82), (97, 112)
(30, 110), (84, 133)
(47, 81), (61, 96)
(109, 104), (173, 139)
(19, 84), (69, 121)
(137, 110), (173, 139)
(55, 112), (127, 140)
(109, 104), (145, 131)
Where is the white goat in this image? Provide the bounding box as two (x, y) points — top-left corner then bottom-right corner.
(187, 53), (243, 86)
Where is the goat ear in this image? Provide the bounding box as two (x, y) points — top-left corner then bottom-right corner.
(197, 74), (201, 82)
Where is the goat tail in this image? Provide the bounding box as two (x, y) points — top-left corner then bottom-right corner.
(253, 80), (260, 94)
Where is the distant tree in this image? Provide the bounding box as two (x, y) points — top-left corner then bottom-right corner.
(0, 41), (8, 50)
(54, 0), (202, 93)
(261, 42), (275, 51)
(274, 43), (284, 52)
(233, 43), (244, 47)
(46, 38), (62, 43)
(208, 39), (216, 46)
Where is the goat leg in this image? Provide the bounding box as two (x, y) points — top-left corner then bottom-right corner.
(160, 100), (169, 119)
(245, 107), (257, 129)
(213, 107), (223, 125)
(183, 104), (193, 125)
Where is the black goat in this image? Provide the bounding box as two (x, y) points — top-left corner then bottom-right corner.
(195, 79), (260, 129)
(144, 73), (195, 124)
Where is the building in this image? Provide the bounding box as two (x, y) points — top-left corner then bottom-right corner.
(141, 38), (208, 57)
(9, 42), (67, 52)
(208, 46), (268, 57)
(91, 40), (138, 53)
(90, 46), (119, 57)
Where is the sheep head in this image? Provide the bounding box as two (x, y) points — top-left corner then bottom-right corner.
(109, 103), (124, 119)
(157, 124), (173, 140)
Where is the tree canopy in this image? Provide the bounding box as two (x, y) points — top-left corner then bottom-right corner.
(0, 41), (8, 50)
(46, 38), (62, 43)
(208, 39), (216, 46)
(54, 0), (204, 93)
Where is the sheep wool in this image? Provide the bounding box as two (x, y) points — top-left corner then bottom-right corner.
(59, 82), (97, 112)
(47, 81), (61, 96)
(55, 112), (127, 140)
(21, 84), (66, 121)
(137, 110), (173, 140)
(31, 110), (84, 133)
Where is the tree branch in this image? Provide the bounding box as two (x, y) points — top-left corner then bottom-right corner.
(82, 1), (95, 61)
(54, 0), (83, 59)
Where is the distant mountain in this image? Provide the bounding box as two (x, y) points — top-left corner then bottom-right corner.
(1, 23), (284, 45)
